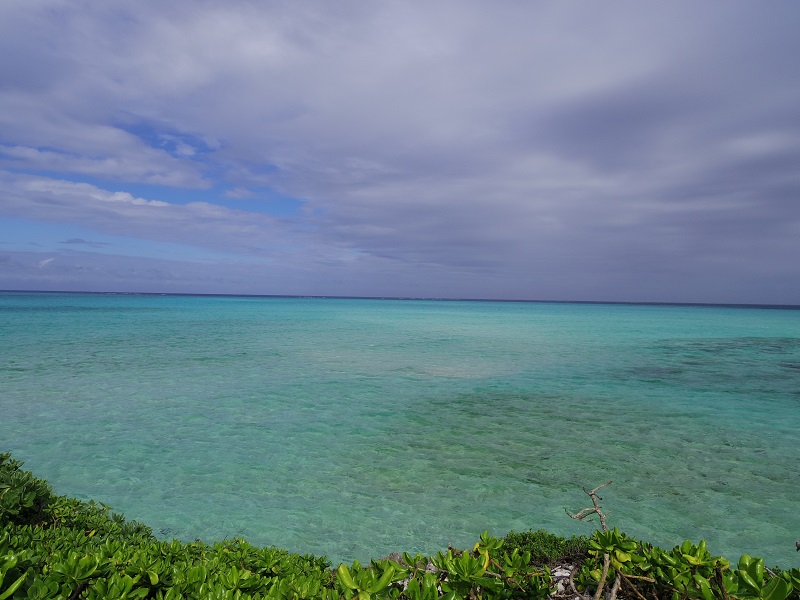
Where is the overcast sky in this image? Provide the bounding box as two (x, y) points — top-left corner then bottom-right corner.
(1, 1), (799, 303)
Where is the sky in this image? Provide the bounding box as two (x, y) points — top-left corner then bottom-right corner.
(1, 1), (799, 304)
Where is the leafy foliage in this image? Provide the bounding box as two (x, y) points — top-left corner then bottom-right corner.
(0, 453), (54, 526)
(501, 529), (588, 566)
(2, 453), (799, 599)
(573, 529), (800, 600)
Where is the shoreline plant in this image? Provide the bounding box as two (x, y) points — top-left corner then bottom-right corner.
(1, 452), (798, 599)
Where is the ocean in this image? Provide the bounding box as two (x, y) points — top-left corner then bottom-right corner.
(1, 291), (798, 566)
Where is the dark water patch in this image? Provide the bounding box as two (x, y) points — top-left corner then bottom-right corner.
(656, 337), (800, 355)
(625, 337), (800, 391)
(681, 337), (800, 354)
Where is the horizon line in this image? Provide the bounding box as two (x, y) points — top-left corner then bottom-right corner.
(2, 289), (799, 310)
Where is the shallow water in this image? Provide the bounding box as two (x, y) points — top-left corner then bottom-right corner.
(1, 292), (799, 565)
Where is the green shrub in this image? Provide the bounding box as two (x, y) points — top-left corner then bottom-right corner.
(49, 496), (153, 541)
(502, 528), (588, 565)
(0, 453), (54, 526)
(2, 452), (799, 600)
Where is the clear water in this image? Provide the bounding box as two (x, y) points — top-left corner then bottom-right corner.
(1, 292), (799, 566)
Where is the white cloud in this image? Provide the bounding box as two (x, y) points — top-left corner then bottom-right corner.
(0, 172), (342, 269)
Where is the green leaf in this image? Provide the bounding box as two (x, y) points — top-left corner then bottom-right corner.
(738, 570), (761, 594)
(0, 572), (26, 600)
(0, 554), (18, 572)
(337, 565), (358, 591)
(683, 554), (702, 566)
(762, 577), (791, 600)
(748, 557), (765, 585)
(366, 565), (395, 594)
(659, 552), (679, 567)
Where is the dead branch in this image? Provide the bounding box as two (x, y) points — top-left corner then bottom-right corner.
(607, 573), (621, 600)
(592, 552), (611, 600)
(566, 481), (612, 532)
(568, 564), (582, 598)
(715, 566), (732, 600)
(620, 572), (649, 600)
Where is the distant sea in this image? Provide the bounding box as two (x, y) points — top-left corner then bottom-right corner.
(1, 291), (799, 566)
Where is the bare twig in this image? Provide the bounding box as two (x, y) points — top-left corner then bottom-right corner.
(68, 583), (89, 600)
(715, 566), (732, 600)
(566, 481), (612, 532)
(564, 482), (614, 600)
(568, 564), (583, 598)
(620, 572), (649, 600)
(621, 573), (655, 582)
(607, 573), (621, 600)
(592, 553), (610, 600)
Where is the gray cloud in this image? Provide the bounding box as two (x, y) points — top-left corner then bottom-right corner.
(60, 238), (111, 248)
(0, 1), (799, 302)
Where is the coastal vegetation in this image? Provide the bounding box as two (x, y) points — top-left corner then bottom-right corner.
(1, 452), (798, 599)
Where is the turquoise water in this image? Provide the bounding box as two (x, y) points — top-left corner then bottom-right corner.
(1, 292), (799, 566)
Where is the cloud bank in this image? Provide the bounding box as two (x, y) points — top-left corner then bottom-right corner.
(1, 1), (799, 303)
